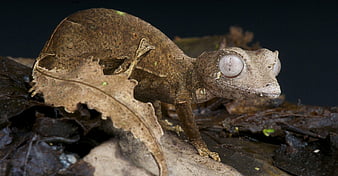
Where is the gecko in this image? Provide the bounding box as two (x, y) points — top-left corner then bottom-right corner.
(36, 8), (281, 165)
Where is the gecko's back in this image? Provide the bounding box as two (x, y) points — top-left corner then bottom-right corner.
(39, 8), (191, 78)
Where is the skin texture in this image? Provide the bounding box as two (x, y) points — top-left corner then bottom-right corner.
(38, 8), (281, 162)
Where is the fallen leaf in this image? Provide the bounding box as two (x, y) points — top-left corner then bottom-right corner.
(31, 55), (167, 175)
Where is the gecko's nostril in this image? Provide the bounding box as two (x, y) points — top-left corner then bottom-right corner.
(265, 83), (271, 87)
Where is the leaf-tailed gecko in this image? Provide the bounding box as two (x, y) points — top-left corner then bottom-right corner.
(37, 8), (281, 162)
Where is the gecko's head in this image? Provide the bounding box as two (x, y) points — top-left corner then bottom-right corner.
(195, 47), (281, 100)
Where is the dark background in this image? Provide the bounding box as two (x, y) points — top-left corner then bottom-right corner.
(1, 0), (337, 106)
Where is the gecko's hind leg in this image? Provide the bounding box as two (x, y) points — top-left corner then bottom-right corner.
(153, 101), (184, 135)
(114, 38), (155, 77)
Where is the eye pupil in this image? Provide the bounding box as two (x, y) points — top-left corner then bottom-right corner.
(219, 55), (244, 78)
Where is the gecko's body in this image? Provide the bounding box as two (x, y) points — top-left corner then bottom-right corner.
(37, 8), (281, 173)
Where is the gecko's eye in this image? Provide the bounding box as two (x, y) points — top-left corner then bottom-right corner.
(272, 57), (281, 76)
(219, 55), (244, 78)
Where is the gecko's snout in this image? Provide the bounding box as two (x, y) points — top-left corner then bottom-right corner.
(256, 82), (281, 98)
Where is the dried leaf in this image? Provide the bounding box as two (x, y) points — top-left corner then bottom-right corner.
(31, 56), (167, 175)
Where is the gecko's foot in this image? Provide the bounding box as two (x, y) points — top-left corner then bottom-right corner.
(159, 119), (184, 135)
(196, 147), (221, 162)
(192, 140), (221, 162)
(114, 38), (155, 77)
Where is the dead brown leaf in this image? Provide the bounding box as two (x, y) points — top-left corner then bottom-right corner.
(30, 55), (167, 176)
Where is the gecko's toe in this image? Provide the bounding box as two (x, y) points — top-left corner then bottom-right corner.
(159, 119), (184, 135)
(209, 151), (221, 162)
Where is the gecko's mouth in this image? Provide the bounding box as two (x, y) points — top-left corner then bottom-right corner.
(257, 92), (281, 98)
(212, 80), (281, 100)
(233, 84), (281, 99)
(238, 91), (280, 99)
(251, 84), (281, 99)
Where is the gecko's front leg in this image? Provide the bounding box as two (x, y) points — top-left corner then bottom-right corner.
(175, 90), (221, 161)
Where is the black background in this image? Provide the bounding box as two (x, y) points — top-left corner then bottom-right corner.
(1, 0), (337, 106)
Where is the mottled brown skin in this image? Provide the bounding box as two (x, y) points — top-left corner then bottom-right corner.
(38, 8), (281, 162)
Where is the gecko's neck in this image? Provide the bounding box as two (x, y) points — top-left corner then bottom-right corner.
(190, 58), (216, 103)
(190, 58), (202, 90)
